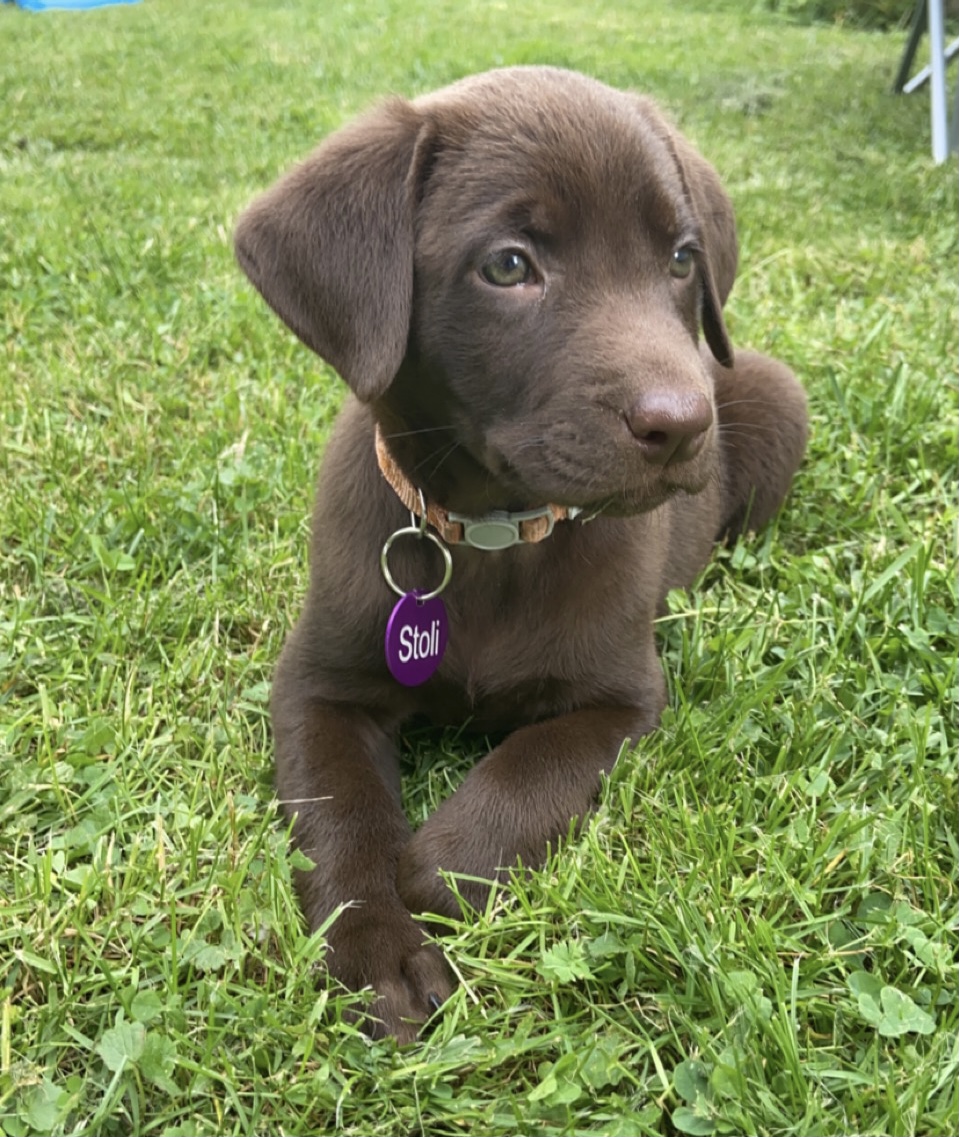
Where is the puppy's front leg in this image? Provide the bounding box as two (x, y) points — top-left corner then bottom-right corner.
(273, 697), (453, 1041)
(396, 706), (652, 919)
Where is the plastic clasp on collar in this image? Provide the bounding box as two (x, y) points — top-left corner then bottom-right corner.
(447, 507), (556, 551)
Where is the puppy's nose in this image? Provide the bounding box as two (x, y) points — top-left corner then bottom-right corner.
(624, 390), (713, 465)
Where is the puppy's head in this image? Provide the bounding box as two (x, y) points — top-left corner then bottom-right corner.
(236, 67), (738, 517)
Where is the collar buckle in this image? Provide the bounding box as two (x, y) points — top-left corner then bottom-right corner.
(447, 506), (557, 551)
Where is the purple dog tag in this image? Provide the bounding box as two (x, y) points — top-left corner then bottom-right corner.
(385, 590), (449, 686)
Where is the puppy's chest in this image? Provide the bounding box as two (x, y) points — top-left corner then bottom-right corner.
(425, 634), (593, 731)
(415, 580), (648, 728)
(443, 606), (566, 687)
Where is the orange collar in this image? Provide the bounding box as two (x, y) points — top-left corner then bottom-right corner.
(374, 425), (580, 551)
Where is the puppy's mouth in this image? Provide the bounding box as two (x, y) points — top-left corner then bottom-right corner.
(481, 419), (716, 517)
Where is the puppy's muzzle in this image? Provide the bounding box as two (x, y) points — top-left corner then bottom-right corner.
(624, 388), (713, 466)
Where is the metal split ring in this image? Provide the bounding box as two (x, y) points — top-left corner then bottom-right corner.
(380, 500), (453, 601)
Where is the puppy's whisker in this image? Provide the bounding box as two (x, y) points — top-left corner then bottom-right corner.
(714, 398), (769, 412)
(718, 422), (780, 437)
(384, 425), (458, 440)
(419, 441), (462, 479)
(512, 437), (548, 449)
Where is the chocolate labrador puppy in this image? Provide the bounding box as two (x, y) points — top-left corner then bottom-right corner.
(235, 66), (807, 1042)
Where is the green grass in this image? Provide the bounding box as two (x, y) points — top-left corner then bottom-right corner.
(1, 0), (956, 1134)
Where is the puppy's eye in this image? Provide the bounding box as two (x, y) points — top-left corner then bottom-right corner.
(670, 246), (696, 280)
(480, 249), (534, 287)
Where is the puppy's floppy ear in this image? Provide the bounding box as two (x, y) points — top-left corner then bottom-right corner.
(636, 99), (738, 368)
(235, 99), (430, 400)
(672, 133), (738, 367)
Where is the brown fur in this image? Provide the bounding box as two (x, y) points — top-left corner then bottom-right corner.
(235, 66), (808, 1042)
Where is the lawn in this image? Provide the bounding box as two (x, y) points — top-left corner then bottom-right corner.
(1, 0), (956, 1134)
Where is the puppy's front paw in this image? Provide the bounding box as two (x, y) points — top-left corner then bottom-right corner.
(328, 903), (454, 1043)
(362, 941), (453, 1043)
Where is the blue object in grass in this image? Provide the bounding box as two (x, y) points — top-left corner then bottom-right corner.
(8, 1), (141, 10)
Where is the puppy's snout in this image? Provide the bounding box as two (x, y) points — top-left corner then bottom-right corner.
(624, 389), (713, 465)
